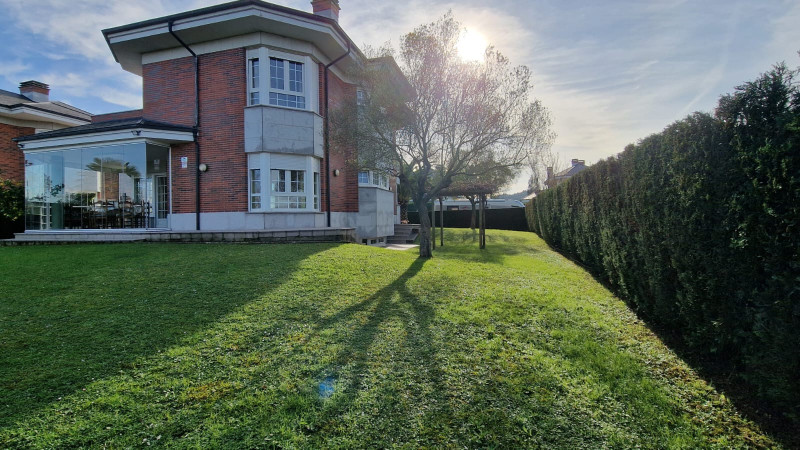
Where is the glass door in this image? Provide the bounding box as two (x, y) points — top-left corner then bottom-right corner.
(155, 175), (169, 228)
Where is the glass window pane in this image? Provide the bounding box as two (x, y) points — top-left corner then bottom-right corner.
(270, 57), (284, 90)
(289, 61), (303, 92)
(250, 92), (259, 105)
(250, 169), (261, 194)
(271, 169), (285, 193)
(251, 58), (259, 89)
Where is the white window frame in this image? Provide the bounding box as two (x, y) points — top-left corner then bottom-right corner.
(248, 153), (321, 212)
(358, 169), (390, 190)
(248, 58), (260, 106)
(246, 47), (317, 112)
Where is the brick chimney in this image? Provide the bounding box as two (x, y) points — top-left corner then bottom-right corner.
(19, 80), (50, 103)
(311, 0), (340, 22)
(571, 158), (585, 166)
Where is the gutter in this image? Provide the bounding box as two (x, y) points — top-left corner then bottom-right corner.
(168, 20), (202, 231)
(323, 41), (351, 227)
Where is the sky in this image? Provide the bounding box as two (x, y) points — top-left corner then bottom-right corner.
(1, 0), (798, 192)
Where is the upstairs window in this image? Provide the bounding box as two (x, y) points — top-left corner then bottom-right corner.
(269, 57), (305, 109)
(247, 48), (315, 111)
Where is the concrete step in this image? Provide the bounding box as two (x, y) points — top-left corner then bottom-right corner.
(5, 228), (357, 245)
(389, 224), (419, 244)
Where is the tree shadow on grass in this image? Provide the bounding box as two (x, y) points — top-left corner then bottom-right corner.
(0, 242), (332, 429)
(307, 258), (460, 444)
(433, 229), (535, 265)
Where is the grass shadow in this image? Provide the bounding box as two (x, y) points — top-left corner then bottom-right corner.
(0, 242), (333, 429)
(433, 228), (534, 265)
(308, 258), (461, 443)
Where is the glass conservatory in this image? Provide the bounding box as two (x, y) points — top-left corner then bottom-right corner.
(24, 142), (170, 230)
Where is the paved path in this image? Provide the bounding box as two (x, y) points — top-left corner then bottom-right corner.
(382, 244), (419, 251)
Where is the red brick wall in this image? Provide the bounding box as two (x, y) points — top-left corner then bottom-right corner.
(169, 142), (196, 214)
(143, 57), (195, 126)
(92, 109), (143, 123)
(321, 64), (359, 213)
(142, 49), (247, 215)
(0, 123), (34, 182)
(197, 48), (247, 213)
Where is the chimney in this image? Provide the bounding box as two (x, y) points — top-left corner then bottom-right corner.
(571, 158), (579, 166)
(20, 80), (50, 103)
(311, 0), (340, 22)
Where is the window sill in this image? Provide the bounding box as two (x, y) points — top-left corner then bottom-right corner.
(244, 103), (321, 117)
(247, 210), (322, 214)
(358, 184), (391, 191)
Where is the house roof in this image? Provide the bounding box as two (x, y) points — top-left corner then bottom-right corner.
(103, 0), (366, 76)
(0, 89), (92, 123)
(14, 118), (193, 142)
(554, 163), (588, 178)
(0, 89), (31, 105)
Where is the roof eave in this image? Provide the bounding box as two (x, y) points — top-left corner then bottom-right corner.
(103, 0), (365, 76)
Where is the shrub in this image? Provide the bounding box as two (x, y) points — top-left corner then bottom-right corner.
(0, 173), (24, 238)
(527, 63), (800, 420)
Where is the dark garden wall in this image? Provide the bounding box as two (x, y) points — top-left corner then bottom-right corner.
(526, 64), (800, 420)
(409, 207), (528, 231)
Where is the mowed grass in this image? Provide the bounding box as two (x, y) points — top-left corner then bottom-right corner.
(0, 230), (779, 448)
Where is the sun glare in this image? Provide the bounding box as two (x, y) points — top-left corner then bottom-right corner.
(457, 28), (488, 62)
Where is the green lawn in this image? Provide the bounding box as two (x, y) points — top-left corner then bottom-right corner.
(0, 230), (779, 448)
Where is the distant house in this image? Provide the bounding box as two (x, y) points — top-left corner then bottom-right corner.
(13, 0), (410, 245)
(545, 158), (588, 188)
(0, 81), (91, 182)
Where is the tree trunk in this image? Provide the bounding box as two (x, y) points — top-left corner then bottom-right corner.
(468, 195), (477, 229)
(399, 201), (409, 223)
(417, 201), (433, 258)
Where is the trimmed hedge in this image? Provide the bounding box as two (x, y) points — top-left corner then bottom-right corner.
(409, 208), (528, 231)
(527, 64), (800, 419)
(0, 177), (23, 239)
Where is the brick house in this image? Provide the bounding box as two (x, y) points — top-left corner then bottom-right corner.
(14, 0), (408, 244)
(1, 81), (91, 183)
(545, 159), (588, 188)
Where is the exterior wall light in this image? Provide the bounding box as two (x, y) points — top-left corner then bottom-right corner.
(333, 169), (340, 176)
(198, 163), (209, 172)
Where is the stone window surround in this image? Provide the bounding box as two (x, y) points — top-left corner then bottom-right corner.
(248, 152), (320, 213)
(246, 47), (316, 112)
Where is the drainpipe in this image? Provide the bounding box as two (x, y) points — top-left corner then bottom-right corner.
(168, 20), (201, 231)
(324, 41), (351, 227)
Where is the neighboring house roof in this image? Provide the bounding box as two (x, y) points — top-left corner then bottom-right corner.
(0, 89), (31, 105)
(0, 88), (92, 123)
(14, 118), (193, 142)
(554, 163), (587, 178)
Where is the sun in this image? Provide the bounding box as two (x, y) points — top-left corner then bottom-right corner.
(456, 28), (488, 62)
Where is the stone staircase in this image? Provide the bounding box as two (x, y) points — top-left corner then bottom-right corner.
(388, 223), (419, 244)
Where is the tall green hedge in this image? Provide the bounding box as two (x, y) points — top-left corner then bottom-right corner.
(527, 64), (799, 419)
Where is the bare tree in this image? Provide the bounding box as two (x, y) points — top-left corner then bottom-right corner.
(527, 146), (563, 193)
(339, 13), (554, 257)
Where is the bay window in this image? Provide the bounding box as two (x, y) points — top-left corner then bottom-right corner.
(248, 153), (320, 212)
(358, 169), (390, 190)
(247, 47), (316, 111)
